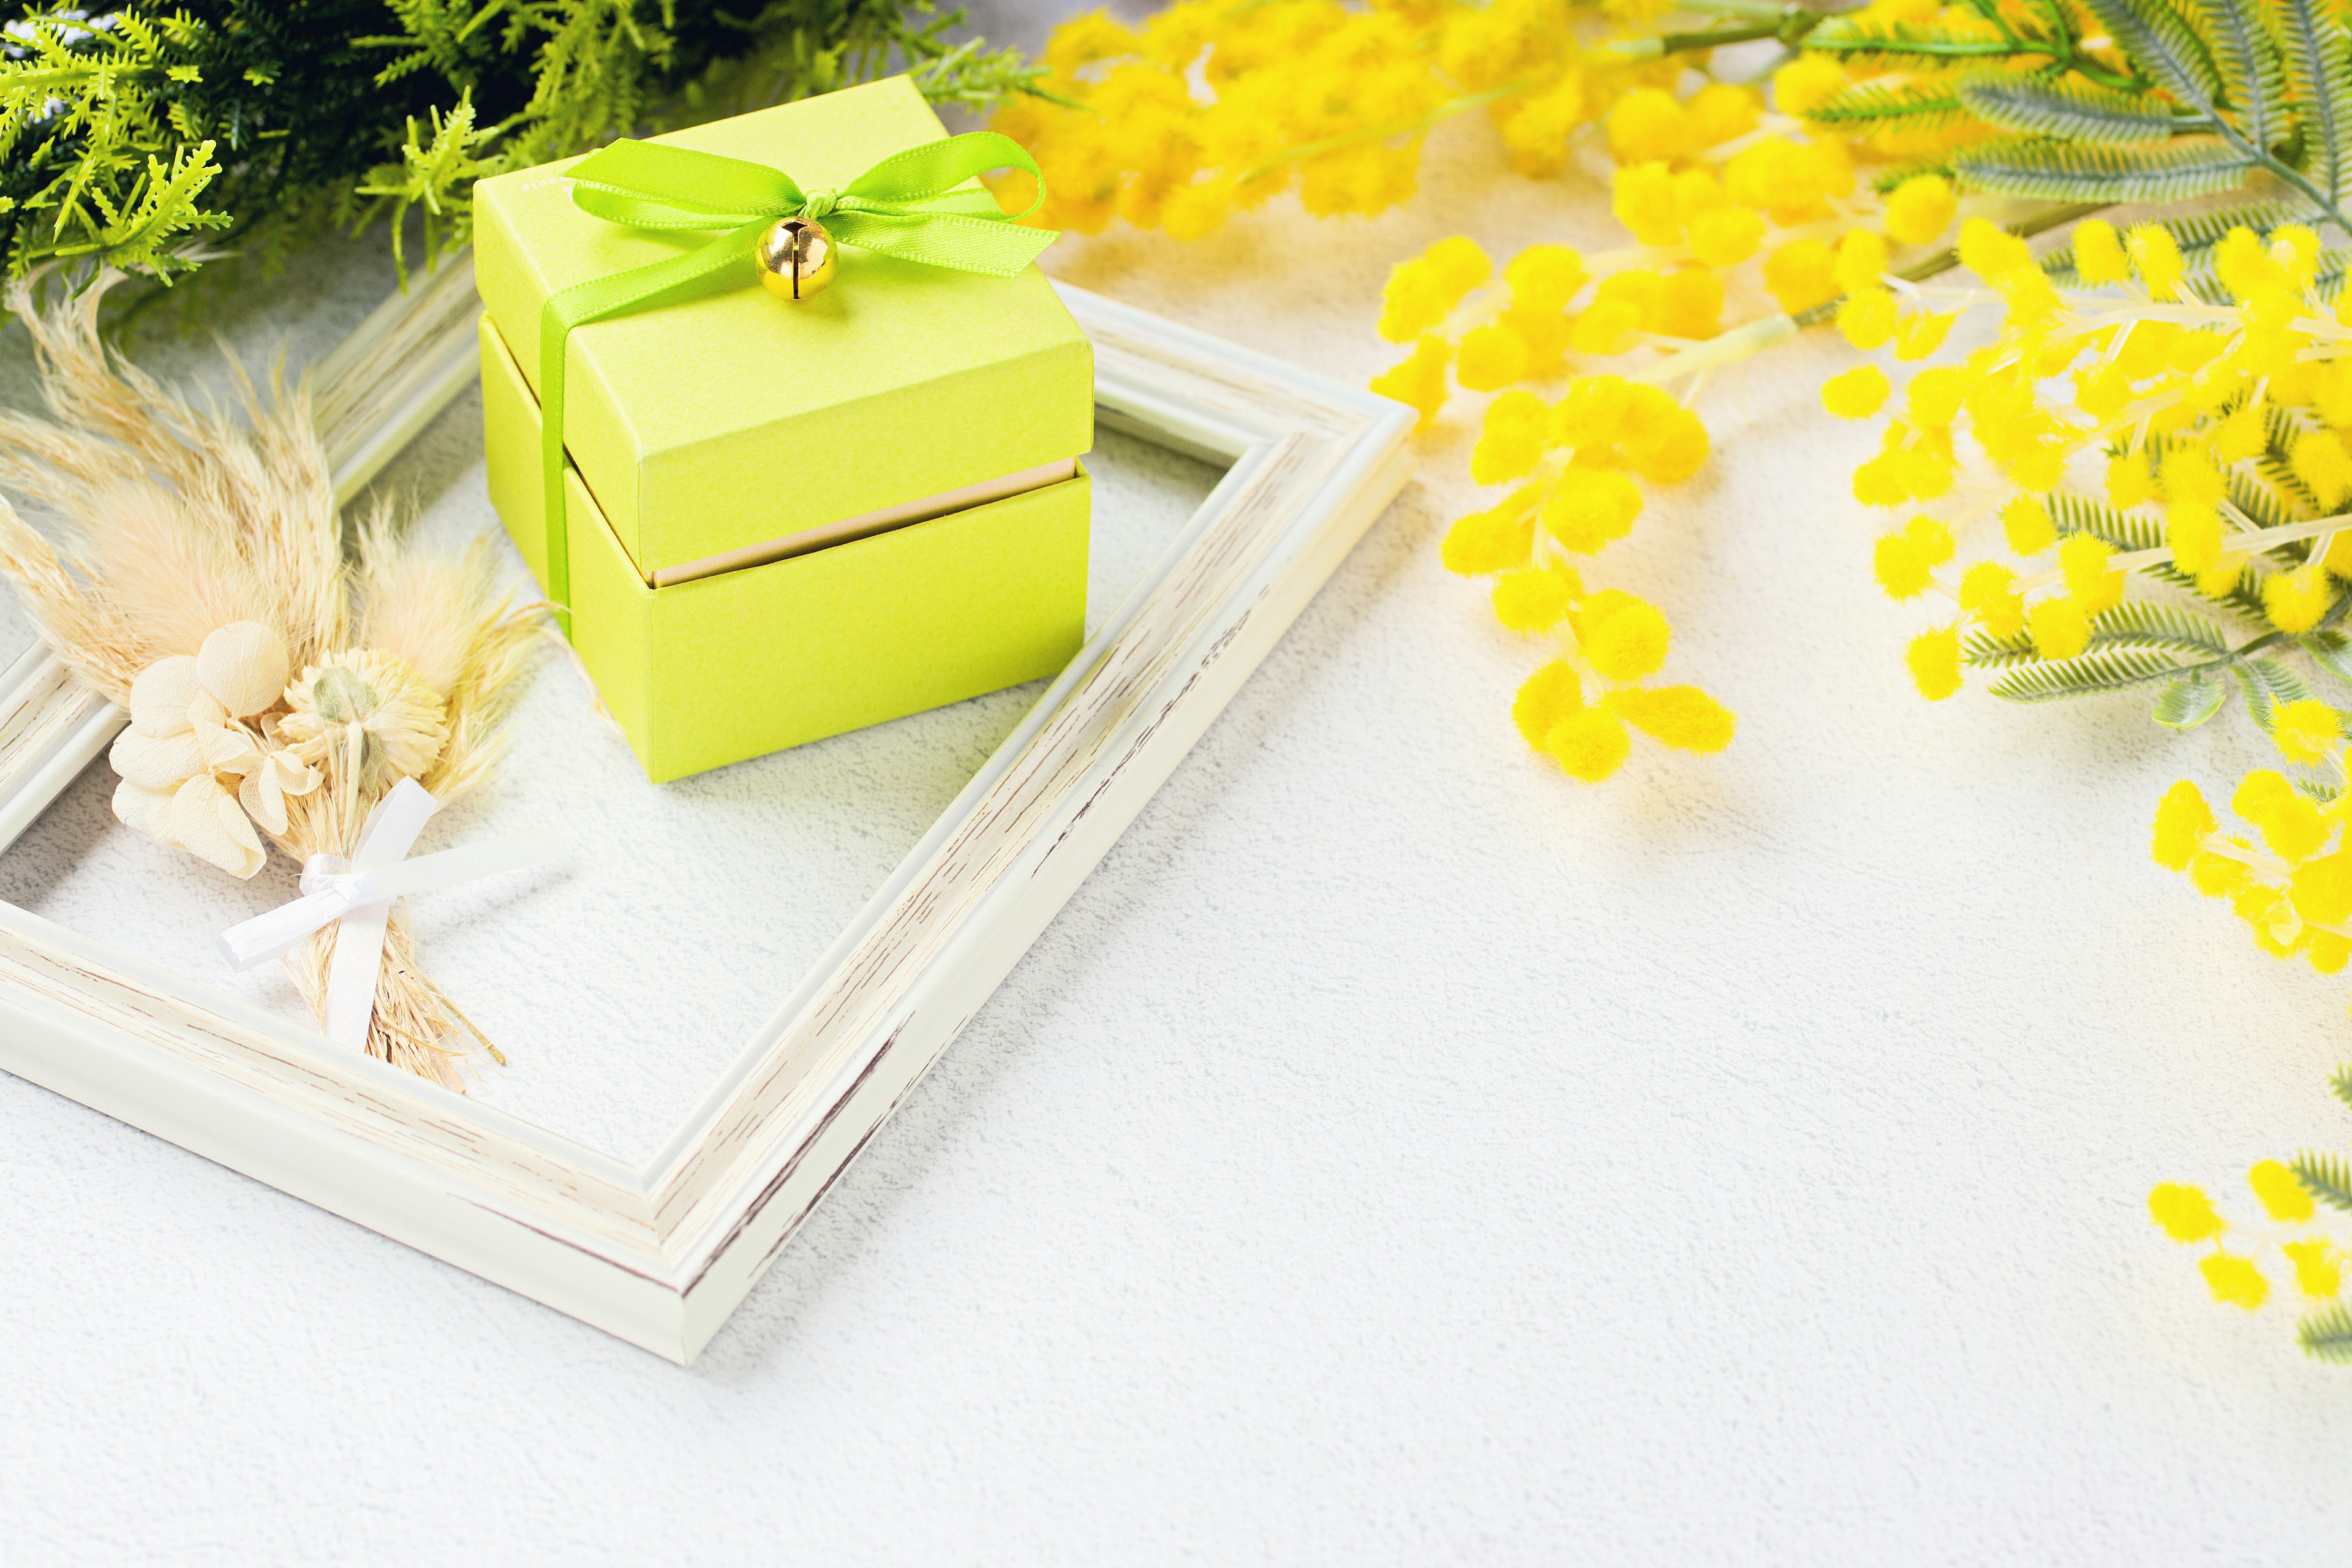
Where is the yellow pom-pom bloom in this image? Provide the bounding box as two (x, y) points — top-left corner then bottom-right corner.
(1542, 466), (1645, 553)
(1455, 322), (1531, 391)
(1883, 174), (1957, 247)
(2165, 500), (2225, 577)
(2271, 696), (2344, 762)
(1577, 590), (1672, 682)
(1957, 217), (2033, 280)
(1995, 266), (2064, 333)
(2150, 1182), (2226, 1242)
(2071, 219), (2130, 284)
(1546, 705), (1632, 782)
(2152, 780), (2215, 870)
(1906, 622), (1964, 700)
(2291, 847), (2352, 925)
(1513, 660), (1583, 748)
(2202, 1253), (2270, 1309)
(1822, 363), (1891, 419)
(2263, 564), (2334, 635)
(1370, 336), (1452, 426)
(2234, 769), (2330, 861)
(1905, 366), (1969, 430)
(1852, 454), (1907, 508)
(1570, 297), (1645, 357)
(1618, 397), (1709, 483)
(1553, 376), (1633, 449)
(1893, 311), (1956, 361)
(1498, 308), (1568, 381)
(1611, 685), (1736, 752)
(1772, 55), (1850, 116)
(1872, 514), (1954, 599)
(1837, 286), (1898, 350)
(1422, 235), (1491, 298)
(1656, 268), (1724, 341)
(1607, 88), (1688, 164)
(1441, 505), (1534, 576)
(2002, 495), (2056, 556)
(2158, 445), (2224, 505)
(1959, 560), (2026, 636)
(2251, 1159), (2317, 1223)
(2310, 929), (2352, 972)
(2029, 595), (2090, 660)
(1491, 565), (1579, 631)
(1470, 390), (1550, 485)
(1612, 161), (1683, 247)
(1688, 206), (1765, 268)
(1504, 244), (1586, 314)
(2059, 533), (2125, 614)
(2127, 223), (2185, 300)
(2285, 1239), (2342, 1298)
(1832, 230), (1888, 296)
(2293, 428), (2352, 509)
(1686, 82), (1762, 148)
(2191, 840), (2257, 899)
(1376, 261), (1450, 344)
(2211, 402), (2267, 463)
(1763, 239), (1838, 314)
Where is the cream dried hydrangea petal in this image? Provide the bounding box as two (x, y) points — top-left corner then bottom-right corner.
(196, 621), (291, 718)
(192, 715), (262, 778)
(167, 774), (265, 879)
(126, 655), (202, 738)
(108, 725), (203, 791)
(236, 751), (318, 836)
(110, 777), (176, 840)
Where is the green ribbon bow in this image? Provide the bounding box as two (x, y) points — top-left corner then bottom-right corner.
(537, 130), (1057, 633)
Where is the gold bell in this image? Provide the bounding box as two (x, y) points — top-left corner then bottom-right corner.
(756, 216), (837, 301)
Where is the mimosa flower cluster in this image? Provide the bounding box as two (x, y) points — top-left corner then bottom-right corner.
(1828, 215), (2352, 726)
(989, 0), (1679, 238)
(2148, 1158), (2350, 1351)
(1411, 234), (1735, 780)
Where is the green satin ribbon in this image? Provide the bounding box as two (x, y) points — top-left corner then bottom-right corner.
(536, 130), (1057, 633)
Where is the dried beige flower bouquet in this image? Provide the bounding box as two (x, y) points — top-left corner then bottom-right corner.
(0, 276), (543, 1089)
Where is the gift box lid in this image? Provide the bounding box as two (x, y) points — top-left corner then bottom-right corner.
(473, 76), (1093, 577)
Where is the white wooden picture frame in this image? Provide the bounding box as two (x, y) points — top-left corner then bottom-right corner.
(0, 266), (1414, 1363)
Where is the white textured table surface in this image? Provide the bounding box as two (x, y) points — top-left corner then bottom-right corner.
(7, 66), (2352, 1568)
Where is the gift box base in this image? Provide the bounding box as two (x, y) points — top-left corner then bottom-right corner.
(481, 315), (1091, 783)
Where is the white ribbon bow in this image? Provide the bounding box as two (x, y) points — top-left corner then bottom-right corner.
(217, 778), (564, 1050)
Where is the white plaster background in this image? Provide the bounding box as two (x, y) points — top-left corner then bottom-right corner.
(7, 30), (2352, 1567)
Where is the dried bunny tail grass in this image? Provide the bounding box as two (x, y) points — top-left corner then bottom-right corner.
(210, 346), (342, 656)
(423, 594), (552, 807)
(0, 492), (145, 699)
(0, 270), (345, 663)
(91, 480), (278, 660)
(353, 502), (492, 699)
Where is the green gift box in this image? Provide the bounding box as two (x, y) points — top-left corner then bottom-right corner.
(473, 77), (1094, 782)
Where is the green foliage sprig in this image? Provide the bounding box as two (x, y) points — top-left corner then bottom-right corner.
(0, 1), (1046, 292)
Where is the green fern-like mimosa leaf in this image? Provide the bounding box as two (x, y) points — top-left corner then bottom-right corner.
(1807, 81), (1973, 134)
(2293, 1148), (2352, 1210)
(1951, 134), (2256, 201)
(1988, 647), (2187, 699)
(2298, 1302), (2352, 1361)
(1955, 72), (2190, 142)
(2271, 0), (2352, 203)
(2079, 0), (2226, 106)
(1801, 20), (2037, 70)
(2191, 0), (2289, 149)
(2152, 670), (2230, 727)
